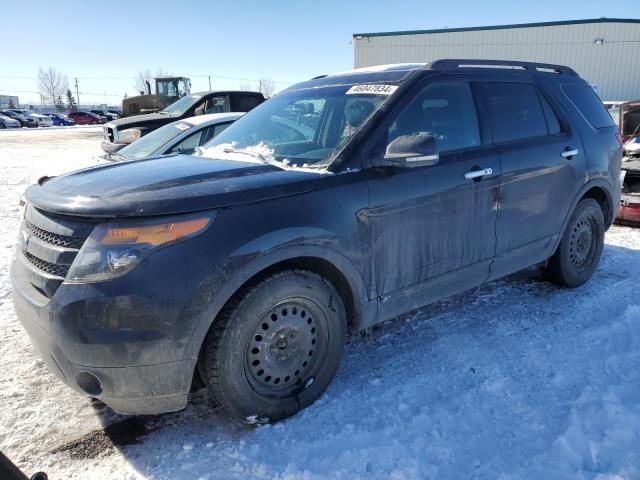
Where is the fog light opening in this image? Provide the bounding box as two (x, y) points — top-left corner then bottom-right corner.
(76, 371), (103, 396)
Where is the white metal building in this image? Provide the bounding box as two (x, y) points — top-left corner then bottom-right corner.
(353, 18), (640, 100)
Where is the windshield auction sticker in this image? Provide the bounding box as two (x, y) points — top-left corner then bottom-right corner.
(346, 84), (398, 95)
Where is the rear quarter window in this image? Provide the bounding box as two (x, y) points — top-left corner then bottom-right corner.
(562, 84), (615, 129)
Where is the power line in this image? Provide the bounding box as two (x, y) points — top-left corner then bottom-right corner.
(0, 73), (292, 85)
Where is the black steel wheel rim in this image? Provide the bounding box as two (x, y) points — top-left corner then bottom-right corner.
(569, 215), (596, 270)
(245, 298), (328, 398)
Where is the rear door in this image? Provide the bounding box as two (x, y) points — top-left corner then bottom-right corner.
(480, 81), (587, 269)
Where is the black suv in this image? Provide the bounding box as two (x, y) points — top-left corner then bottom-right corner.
(12, 60), (622, 422)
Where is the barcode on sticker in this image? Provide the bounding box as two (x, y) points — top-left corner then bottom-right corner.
(346, 84), (398, 95)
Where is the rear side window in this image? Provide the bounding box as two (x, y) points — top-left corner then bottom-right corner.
(485, 83), (548, 143)
(539, 94), (561, 135)
(562, 84), (615, 129)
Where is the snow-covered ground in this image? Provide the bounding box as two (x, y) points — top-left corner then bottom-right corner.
(0, 128), (639, 479)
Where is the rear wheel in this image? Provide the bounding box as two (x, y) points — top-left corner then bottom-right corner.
(199, 270), (347, 423)
(0, 123), (5, 129)
(90, 120), (97, 125)
(543, 198), (604, 287)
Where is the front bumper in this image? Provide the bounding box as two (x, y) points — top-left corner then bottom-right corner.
(617, 194), (640, 225)
(10, 236), (215, 415)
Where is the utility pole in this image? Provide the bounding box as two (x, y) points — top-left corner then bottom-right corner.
(74, 78), (80, 108)
(208, 75), (212, 90)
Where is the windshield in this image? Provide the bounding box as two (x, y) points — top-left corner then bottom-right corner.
(117, 121), (193, 160)
(161, 94), (202, 115)
(200, 84), (393, 168)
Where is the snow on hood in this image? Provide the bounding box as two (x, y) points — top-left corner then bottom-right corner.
(199, 142), (333, 174)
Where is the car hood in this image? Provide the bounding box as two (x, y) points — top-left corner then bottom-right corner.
(107, 113), (177, 131)
(24, 154), (322, 218)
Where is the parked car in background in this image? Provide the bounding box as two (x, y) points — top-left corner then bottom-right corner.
(67, 111), (106, 125)
(625, 136), (640, 157)
(90, 109), (119, 121)
(45, 113), (75, 126)
(108, 113), (242, 161)
(0, 113), (21, 129)
(30, 112), (53, 127)
(0, 109), (35, 127)
(107, 109), (123, 117)
(12, 60), (621, 422)
(6, 109), (51, 127)
(619, 158), (640, 225)
(101, 90), (265, 154)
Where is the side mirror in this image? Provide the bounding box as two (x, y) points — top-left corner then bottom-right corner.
(380, 133), (439, 168)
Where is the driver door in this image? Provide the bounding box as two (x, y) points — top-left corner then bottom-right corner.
(366, 77), (500, 300)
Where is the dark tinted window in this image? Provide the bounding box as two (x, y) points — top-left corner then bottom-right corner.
(562, 84), (615, 129)
(486, 83), (547, 143)
(232, 95), (264, 112)
(388, 81), (481, 153)
(540, 94), (561, 135)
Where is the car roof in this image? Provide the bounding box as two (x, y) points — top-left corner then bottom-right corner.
(178, 112), (244, 127)
(286, 64), (424, 91)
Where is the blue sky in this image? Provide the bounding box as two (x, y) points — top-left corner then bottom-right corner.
(1, 0), (637, 105)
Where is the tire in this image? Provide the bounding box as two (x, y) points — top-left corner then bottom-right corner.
(199, 270), (347, 423)
(543, 198), (605, 287)
(0, 123), (5, 129)
(91, 120), (97, 125)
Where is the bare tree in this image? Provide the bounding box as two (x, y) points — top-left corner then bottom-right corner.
(238, 81), (254, 91)
(155, 68), (172, 78)
(134, 68), (173, 95)
(134, 69), (152, 94)
(38, 67), (69, 107)
(257, 77), (276, 97)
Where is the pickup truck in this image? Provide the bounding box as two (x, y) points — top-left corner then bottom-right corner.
(101, 90), (264, 154)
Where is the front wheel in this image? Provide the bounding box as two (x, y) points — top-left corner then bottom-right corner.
(199, 270), (347, 422)
(543, 198), (605, 287)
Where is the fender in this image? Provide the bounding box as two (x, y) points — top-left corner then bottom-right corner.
(182, 242), (376, 364)
(551, 177), (616, 254)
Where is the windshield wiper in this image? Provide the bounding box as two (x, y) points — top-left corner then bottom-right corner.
(222, 147), (268, 164)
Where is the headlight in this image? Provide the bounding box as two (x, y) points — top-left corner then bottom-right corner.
(67, 213), (214, 283)
(118, 128), (142, 144)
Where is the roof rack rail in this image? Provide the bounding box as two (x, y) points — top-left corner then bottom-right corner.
(310, 74), (328, 80)
(426, 59), (578, 76)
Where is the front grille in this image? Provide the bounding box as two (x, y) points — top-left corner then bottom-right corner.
(24, 251), (70, 278)
(18, 206), (97, 297)
(25, 220), (87, 249)
(106, 127), (115, 142)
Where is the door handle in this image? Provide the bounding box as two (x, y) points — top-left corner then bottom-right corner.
(561, 148), (579, 159)
(464, 168), (493, 180)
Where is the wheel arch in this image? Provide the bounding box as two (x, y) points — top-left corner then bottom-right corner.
(184, 245), (375, 370)
(552, 178), (615, 253)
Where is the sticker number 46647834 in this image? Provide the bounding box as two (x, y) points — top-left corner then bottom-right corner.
(346, 84), (398, 95)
